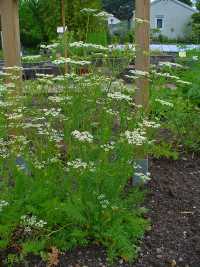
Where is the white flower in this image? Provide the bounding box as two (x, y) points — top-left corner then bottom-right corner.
(48, 96), (72, 103)
(22, 55), (42, 62)
(3, 66), (23, 71)
(140, 119), (160, 129)
(135, 172), (151, 182)
(124, 129), (147, 146)
(94, 11), (112, 19)
(100, 141), (115, 152)
(151, 70), (180, 80)
(69, 41), (108, 51)
(192, 56), (198, 61)
(71, 130), (93, 143)
(176, 80), (192, 85)
(80, 8), (97, 14)
(40, 43), (59, 50)
(130, 69), (149, 77)
(67, 159), (95, 172)
(105, 108), (119, 116)
(155, 99), (174, 107)
(107, 92), (132, 102)
(36, 73), (54, 79)
(53, 57), (91, 66)
(158, 62), (184, 68)
(21, 215), (47, 229)
(97, 194), (110, 209)
(67, 159), (87, 170)
(125, 75), (137, 80)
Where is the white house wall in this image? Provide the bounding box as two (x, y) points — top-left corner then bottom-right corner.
(151, 0), (196, 39)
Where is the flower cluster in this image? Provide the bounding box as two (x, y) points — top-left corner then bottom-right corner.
(0, 200), (9, 212)
(94, 11), (112, 19)
(192, 56), (198, 61)
(97, 194), (110, 209)
(53, 57), (91, 66)
(40, 43), (59, 50)
(124, 129), (147, 146)
(158, 61), (184, 68)
(80, 8), (97, 14)
(21, 215), (47, 230)
(155, 99), (174, 107)
(48, 96), (72, 103)
(105, 108), (119, 116)
(71, 130), (93, 143)
(100, 141), (115, 152)
(141, 119), (160, 129)
(69, 41), (108, 51)
(129, 69), (149, 77)
(22, 55), (42, 62)
(107, 92), (132, 102)
(67, 159), (95, 172)
(135, 172), (151, 182)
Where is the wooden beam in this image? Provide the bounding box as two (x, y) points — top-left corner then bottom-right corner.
(135, 0), (150, 109)
(61, 0), (68, 73)
(0, 0), (21, 68)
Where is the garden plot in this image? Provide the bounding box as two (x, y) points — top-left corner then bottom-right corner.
(0, 49), (200, 266)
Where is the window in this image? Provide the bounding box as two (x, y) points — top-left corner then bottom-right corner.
(156, 18), (163, 29)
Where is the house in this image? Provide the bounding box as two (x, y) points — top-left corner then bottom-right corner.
(150, 0), (196, 39)
(107, 14), (121, 26)
(107, 14), (122, 35)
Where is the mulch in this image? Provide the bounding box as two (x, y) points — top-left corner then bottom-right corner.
(1, 154), (200, 267)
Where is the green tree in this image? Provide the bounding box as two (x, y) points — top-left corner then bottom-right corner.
(19, 0), (102, 48)
(19, 0), (61, 47)
(191, 0), (200, 43)
(196, 0), (200, 10)
(179, 0), (193, 6)
(103, 0), (135, 21)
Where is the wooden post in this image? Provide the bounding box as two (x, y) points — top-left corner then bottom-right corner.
(0, 0), (21, 68)
(135, 0), (150, 109)
(61, 0), (68, 73)
(133, 0), (150, 185)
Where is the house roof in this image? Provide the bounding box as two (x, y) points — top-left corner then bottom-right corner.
(151, 0), (196, 13)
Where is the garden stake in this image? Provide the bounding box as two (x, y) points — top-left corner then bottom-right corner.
(61, 0), (68, 74)
(0, 0), (21, 70)
(134, 0), (150, 185)
(0, 0), (26, 170)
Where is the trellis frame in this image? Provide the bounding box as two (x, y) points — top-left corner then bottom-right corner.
(0, 0), (150, 102)
(135, 0), (150, 109)
(0, 0), (21, 68)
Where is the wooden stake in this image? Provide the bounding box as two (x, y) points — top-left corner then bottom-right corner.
(135, 0), (150, 109)
(61, 0), (68, 73)
(0, 0), (21, 68)
(133, 0), (150, 185)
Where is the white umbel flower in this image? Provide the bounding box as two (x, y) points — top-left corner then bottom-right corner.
(71, 130), (93, 143)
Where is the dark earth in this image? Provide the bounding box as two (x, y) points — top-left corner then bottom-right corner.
(1, 154), (200, 267)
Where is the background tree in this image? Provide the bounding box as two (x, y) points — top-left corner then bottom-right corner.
(19, 0), (102, 48)
(179, 0), (193, 6)
(102, 0), (135, 21)
(191, 0), (200, 43)
(19, 0), (61, 47)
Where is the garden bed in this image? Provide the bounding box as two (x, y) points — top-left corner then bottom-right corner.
(1, 154), (199, 267)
